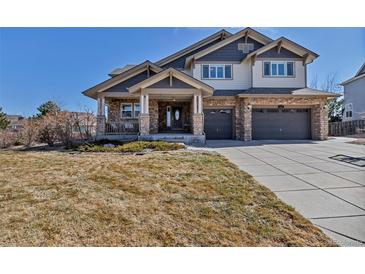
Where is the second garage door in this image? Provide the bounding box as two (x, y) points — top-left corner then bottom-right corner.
(204, 108), (233, 139)
(252, 108), (311, 140)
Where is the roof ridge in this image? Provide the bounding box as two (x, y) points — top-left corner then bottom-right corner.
(155, 29), (232, 66)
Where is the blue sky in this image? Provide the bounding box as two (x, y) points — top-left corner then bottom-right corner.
(0, 27), (364, 116)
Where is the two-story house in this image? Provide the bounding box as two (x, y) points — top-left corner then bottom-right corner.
(83, 28), (338, 144)
(341, 63), (365, 121)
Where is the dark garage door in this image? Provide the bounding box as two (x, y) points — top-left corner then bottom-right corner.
(252, 108), (311, 140)
(204, 109), (233, 139)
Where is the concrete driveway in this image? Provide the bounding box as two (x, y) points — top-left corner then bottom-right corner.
(205, 137), (365, 246)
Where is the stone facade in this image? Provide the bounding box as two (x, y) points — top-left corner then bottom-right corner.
(149, 99), (159, 134)
(242, 99), (252, 141)
(96, 115), (106, 135)
(311, 102), (328, 140)
(139, 114), (150, 135)
(108, 98), (139, 123)
(243, 96), (329, 141)
(192, 114), (204, 135)
(100, 96), (329, 141)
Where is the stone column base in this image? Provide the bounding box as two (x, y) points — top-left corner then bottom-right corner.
(192, 113), (204, 135)
(96, 115), (106, 135)
(311, 103), (328, 140)
(139, 114), (150, 135)
(242, 102), (252, 141)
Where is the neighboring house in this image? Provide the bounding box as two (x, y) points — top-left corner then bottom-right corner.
(83, 28), (338, 144)
(6, 115), (24, 130)
(341, 63), (365, 121)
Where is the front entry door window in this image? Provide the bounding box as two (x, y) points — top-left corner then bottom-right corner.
(172, 107), (183, 129)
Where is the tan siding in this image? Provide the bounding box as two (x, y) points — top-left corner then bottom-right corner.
(252, 60), (305, 88)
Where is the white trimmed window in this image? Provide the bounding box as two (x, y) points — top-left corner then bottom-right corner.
(121, 103), (140, 118)
(121, 103), (132, 118)
(202, 64), (232, 79)
(263, 61), (294, 77)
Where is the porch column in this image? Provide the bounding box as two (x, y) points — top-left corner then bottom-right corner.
(96, 96), (106, 135)
(145, 94), (149, 114)
(193, 95), (197, 114)
(198, 95), (202, 114)
(140, 95), (144, 114)
(139, 91), (150, 135)
(192, 93), (204, 135)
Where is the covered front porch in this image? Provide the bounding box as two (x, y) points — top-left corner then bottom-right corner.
(95, 68), (212, 144)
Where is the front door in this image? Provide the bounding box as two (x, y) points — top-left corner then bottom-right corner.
(171, 107), (183, 129)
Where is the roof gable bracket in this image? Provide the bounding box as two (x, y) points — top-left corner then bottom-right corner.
(244, 30), (249, 43)
(277, 41), (283, 54)
(251, 54), (257, 66)
(302, 53), (310, 65)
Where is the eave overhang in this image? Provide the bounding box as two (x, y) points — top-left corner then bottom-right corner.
(82, 60), (162, 99)
(243, 37), (319, 65)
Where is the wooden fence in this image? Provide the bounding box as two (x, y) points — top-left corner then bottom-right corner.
(329, 119), (365, 136)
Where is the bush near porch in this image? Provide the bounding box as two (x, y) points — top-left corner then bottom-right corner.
(78, 141), (185, 153)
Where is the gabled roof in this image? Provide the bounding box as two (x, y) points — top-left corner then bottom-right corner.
(184, 27), (273, 68)
(355, 62), (365, 77)
(109, 65), (135, 77)
(155, 29), (232, 67)
(341, 62), (365, 85)
(83, 60), (162, 99)
(243, 37), (319, 64)
(128, 67), (214, 96)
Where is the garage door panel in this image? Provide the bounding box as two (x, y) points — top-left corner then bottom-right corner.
(252, 108), (311, 140)
(204, 109), (233, 139)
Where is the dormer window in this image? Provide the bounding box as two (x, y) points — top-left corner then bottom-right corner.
(202, 64), (232, 79)
(263, 61), (294, 77)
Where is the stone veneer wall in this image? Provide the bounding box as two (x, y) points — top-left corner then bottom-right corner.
(203, 96), (329, 141)
(149, 99), (158, 134)
(192, 114), (204, 135)
(244, 96), (329, 141)
(106, 96), (329, 140)
(108, 98), (139, 123)
(311, 102), (328, 140)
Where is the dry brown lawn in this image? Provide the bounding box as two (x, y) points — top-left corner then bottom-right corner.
(0, 150), (335, 246)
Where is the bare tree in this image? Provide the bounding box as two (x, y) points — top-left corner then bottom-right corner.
(309, 74), (319, 89)
(21, 117), (40, 146)
(73, 106), (96, 140)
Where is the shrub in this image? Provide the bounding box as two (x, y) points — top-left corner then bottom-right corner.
(0, 129), (18, 148)
(78, 141), (185, 153)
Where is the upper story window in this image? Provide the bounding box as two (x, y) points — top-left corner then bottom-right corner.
(202, 64), (232, 79)
(263, 61), (294, 77)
